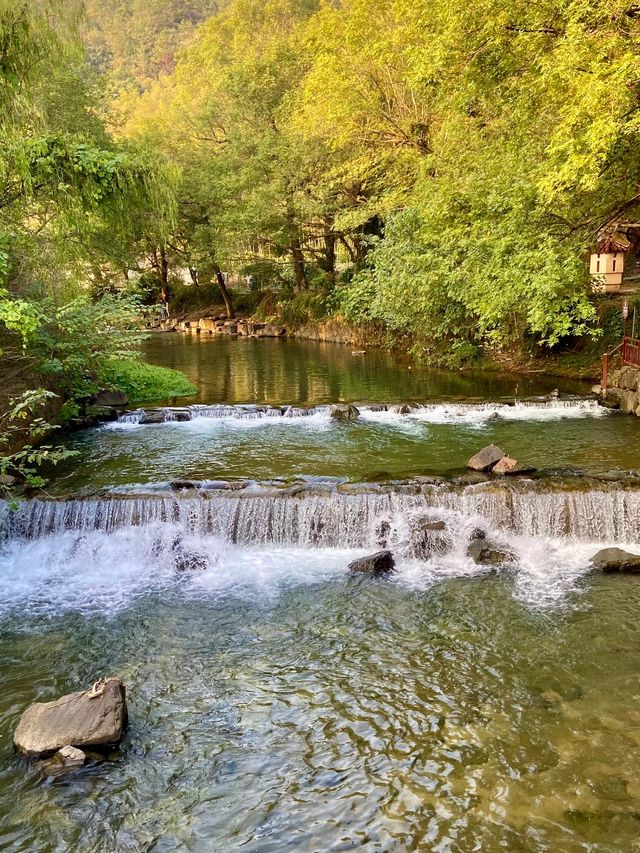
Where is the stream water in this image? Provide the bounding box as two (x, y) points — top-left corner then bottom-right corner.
(48, 336), (640, 490)
(2, 336), (640, 852)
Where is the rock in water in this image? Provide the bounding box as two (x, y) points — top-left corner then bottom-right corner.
(467, 538), (515, 566)
(467, 444), (505, 471)
(492, 456), (536, 475)
(591, 548), (640, 573)
(170, 480), (198, 491)
(348, 550), (395, 575)
(14, 677), (127, 757)
(410, 516), (450, 559)
(139, 409), (166, 424)
(42, 745), (86, 775)
(329, 403), (360, 420)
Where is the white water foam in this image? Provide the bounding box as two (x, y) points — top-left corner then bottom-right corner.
(0, 513), (627, 617)
(359, 399), (606, 428)
(0, 524), (357, 617)
(105, 408), (330, 432)
(105, 399), (606, 432)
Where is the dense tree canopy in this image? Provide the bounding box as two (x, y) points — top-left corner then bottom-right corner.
(0, 0), (181, 440)
(98, 0), (640, 351)
(4, 0), (640, 378)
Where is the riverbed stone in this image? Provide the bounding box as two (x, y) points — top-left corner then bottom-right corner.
(591, 547), (640, 573)
(140, 409), (166, 424)
(329, 403), (360, 420)
(492, 456), (536, 475)
(14, 677), (127, 757)
(455, 472), (490, 485)
(173, 546), (208, 572)
(410, 516), (450, 559)
(165, 408), (191, 422)
(467, 444), (505, 471)
(170, 480), (198, 491)
(42, 745), (86, 775)
(58, 744), (86, 764)
(467, 538), (515, 566)
(600, 390), (621, 409)
(348, 550), (395, 575)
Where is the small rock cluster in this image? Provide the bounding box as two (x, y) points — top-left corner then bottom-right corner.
(467, 444), (535, 475)
(349, 515), (517, 577)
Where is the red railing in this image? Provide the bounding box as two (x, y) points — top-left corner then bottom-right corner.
(602, 337), (640, 392)
(622, 336), (640, 368)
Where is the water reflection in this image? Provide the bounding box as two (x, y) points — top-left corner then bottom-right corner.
(144, 335), (588, 406)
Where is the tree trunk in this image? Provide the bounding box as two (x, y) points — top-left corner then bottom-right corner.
(290, 238), (307, 291)
(159, 244), (169, 303)
(189, 267), (199, 287)
(321, 225), (337, 287)
(213, 263), (234, 318)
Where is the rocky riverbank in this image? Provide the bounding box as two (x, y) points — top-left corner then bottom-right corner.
(153, 313), (367, 346)
(158, 315), (287, 338)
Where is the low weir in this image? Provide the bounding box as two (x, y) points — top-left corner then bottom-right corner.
(6, 479), (640, 545)
(115, 396), (604, 425)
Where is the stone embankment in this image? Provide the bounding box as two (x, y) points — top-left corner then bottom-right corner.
(597, 365), (640, 415)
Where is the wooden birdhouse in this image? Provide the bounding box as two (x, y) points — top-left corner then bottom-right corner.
(590, 236), (629, 293)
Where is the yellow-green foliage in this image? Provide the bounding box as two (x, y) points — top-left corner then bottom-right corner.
(99, 0), (640, 350)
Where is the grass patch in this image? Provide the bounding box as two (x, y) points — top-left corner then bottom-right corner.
(102, 359), (197, 403)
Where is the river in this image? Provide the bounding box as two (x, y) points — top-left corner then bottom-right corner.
(1, 336), (640, 852)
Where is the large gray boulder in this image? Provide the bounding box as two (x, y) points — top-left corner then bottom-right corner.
(329, 403), (360, 420)
(14, 677), (127, 757)
(467, 444), (505, 471)
(348, 550), (395, 575)
(591, 548), (640, 573)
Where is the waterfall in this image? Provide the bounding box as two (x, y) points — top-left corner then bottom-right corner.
(6, 481), (640, 545)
